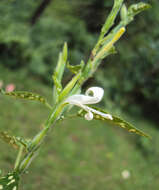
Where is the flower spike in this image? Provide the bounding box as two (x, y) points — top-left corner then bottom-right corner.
(65, 87), (113, 121)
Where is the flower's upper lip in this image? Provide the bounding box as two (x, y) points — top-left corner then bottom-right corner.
(65, 94), (99, 105)
(65, 87), (113, 121)
(65, 87), (104, 105)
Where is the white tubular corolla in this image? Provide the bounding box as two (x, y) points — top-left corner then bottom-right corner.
(65, 87), (113, 121)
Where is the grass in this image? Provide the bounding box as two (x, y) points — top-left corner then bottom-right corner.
(0, 66), (159, 190)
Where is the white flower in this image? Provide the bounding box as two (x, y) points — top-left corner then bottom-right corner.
(65, 87), (113, 121)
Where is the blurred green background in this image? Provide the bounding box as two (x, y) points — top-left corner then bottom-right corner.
(0, 0), (159, 189)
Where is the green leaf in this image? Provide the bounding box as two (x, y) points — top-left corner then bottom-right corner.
(92, 0), (124, 56)
(94, 27), (125, 63)
(53, 42), (68, 102)
(0, 131), (29, 150)
(0, 171), (20, 190)
(78, 107), (150, 138)
(4, 91), (45, 103)
(100, 46), (117, 59)
(1, 90), (51, 109)
(120, 4), (127, 21)
(67, 60), (85, 74)
(62, 42), (68, 63)
(58, 72), (81, 101)
(55, 42), (68, 81)
(100, 0), (124, 37)
(0, 131), (19, 149)
(52, 75), (63, 94)
(54, 42), (68, 82)
(127, 3), (151, 23)
(15, 137), (30, 150)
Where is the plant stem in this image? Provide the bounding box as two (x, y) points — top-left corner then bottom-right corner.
(14, 145), (24, 171)
(18, 102), (66, 173)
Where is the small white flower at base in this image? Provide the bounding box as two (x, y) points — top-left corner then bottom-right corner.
(65, 87), (113, 121)
(84, 111), (94, 120)
(121, 170), (131, 179)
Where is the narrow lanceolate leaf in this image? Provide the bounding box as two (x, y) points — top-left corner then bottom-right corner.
(0, 131), (29, 150)
(0, 131), (19, 149)
(2, 91), (51, 109)
(78, 107), (150, 138)
(53, 42), (68, 102)
(58, 72), (81, 101)
(99, 0), (124, 40)
(67, 60), (85, 74)
(94, 27), (125, 61)
(0, 171), (20, 190)
(53, 42), (68, 82)
(92, 0), (124, 56)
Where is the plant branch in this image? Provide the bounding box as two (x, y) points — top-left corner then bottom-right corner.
(14, 145), (24, 171)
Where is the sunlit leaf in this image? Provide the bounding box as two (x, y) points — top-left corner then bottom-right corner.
(1, 90), (51, 109)
(0, 171), (20, 190)
(78, 107), (150, 138)
(4, 91), (45, 103)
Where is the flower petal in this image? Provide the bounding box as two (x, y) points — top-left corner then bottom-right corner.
(85, 87), (104, 104)
(66, 100), (94, 120)
(85, 106), (113, 120)
(65, 86), (107, 121)
(65, 87), (104, 105)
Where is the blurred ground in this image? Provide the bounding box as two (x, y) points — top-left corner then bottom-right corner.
(0, 66), (159, 190)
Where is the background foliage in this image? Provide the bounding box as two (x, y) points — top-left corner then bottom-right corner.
(0, 0), (158, 189)
(0, 0), (158, 120)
